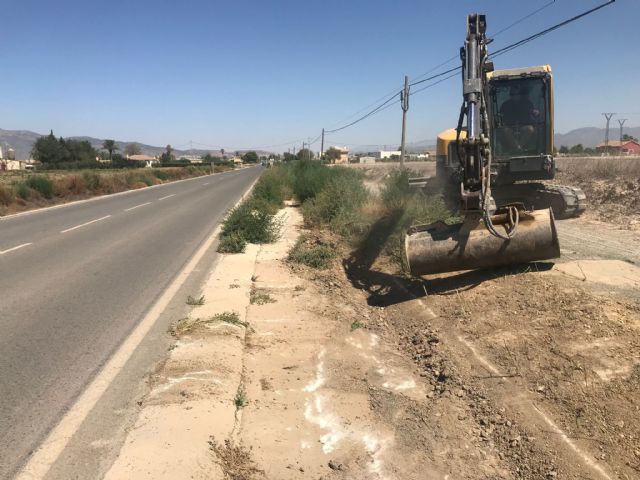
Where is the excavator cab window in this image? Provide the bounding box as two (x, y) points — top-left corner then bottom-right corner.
(490, 77), (549, 159)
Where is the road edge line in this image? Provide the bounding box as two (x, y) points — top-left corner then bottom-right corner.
(16, 173), (260, 480)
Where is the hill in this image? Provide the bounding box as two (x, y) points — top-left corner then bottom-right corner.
(0, 129), (271, 160)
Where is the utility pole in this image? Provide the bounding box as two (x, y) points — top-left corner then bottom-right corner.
(307, 137), (311, 160)
(320, 128), (325, 162)
(400, 75), (410, 169)
(618, 118), (627, 150)
(602, 113), (615, 156)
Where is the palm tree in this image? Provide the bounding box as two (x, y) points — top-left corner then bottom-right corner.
(102, 139), (117, 160)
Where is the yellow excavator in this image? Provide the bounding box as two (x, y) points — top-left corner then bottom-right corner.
(405, 14), (585, 276)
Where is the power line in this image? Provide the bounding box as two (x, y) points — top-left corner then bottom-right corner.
(324, 92), (400, 134)
(322, 0), (615, 138)
(491, 0), (615, 59)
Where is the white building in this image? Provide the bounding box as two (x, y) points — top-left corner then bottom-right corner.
(375, 150), (401, 159)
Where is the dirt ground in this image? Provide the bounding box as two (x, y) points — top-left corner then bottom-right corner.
(104, 161), (639, 479)
(554, 156), (640, 230)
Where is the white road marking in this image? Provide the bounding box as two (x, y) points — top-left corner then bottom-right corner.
(16, 175), (261, 480)
(124, 202), (151, 212)
(202, 182), (210, 186)
(0, 242), (33, 255)
(157, 193), (176, 201)
(60, 215), (111, 233)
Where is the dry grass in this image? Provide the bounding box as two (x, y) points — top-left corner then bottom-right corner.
(208, 437), (264, 480)
(556, 156), (640, 181)
(0, 166), (221, 216)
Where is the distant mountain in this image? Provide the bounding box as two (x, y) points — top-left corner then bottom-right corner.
(554, 127), (640, 149)
(0, 128), (271, 160)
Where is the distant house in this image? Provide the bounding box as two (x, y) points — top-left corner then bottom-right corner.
(232, 156), (243, 166)
(375, 150), (401, 160)
(127, 154), (158, 167)
(595, 140), (640, 155)
(330, 146), (349, 164)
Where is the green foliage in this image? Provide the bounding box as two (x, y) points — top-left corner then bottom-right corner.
(301, 168), (368, 231)
(289, 159), (333, 202)
(217, 233), (247, 253)
(32, 131), (99, 165)
(559, 145), (569, 154)
(152, 169), (170, 180)
(296, 148), (314, 161)
(324, 147), (342, 163)
(124, 143), (141, 156)
(160, 145), (175, 164)
(569, 144), (584, 154)
(251, 167), (288, 211)
(186, 295), (205, 306)
(288, 236), (336, 269)
(102, 139), (117, 158)
(234, 384), (248, 408)
(241, 151), (259, 163)
(25, 175), (54, 198)
(15, 182), (30, 200)
(221, 198), (280, 244)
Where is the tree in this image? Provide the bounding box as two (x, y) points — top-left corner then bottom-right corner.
(282, 152), (296, 162)
(296, 148), (314, 161)
(32, 131), (67, 164)
(102, 139), (117, 160)
(124, 143), (141, 156)
(559, 145), (569, 154)
(160, 144), (175, 164)
(241, 151), (259, 163)
(569, 144), (584, 154)
(622, 133), (638, 142)
(324, 147), (341, 163)
(31, 130), (98, 165)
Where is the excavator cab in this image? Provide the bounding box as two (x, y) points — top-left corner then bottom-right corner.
(488, 66), (555, 184)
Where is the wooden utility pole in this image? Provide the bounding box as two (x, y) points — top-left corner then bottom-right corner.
(320, 128), (325, 162)
(400, 75), (410, 169)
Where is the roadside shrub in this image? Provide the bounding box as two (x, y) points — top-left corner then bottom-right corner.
(0, 185), (14, 205)
(301, 168), (368, 232)
(290, 160), (333, 202)
(288, 236), (336, 269)
(221, 199), (280, 244)
(252, 167), (286, 210)
(82, 171), (100, 191)
(152, 169), (170, 181)
(14, 182), (30, 200)
(25, 176), (54, 199)
(217, 233), (247, 253)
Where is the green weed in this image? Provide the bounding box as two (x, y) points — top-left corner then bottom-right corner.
(288, 236), (336, 269)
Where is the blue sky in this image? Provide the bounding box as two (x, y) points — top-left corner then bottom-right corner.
(0, 0), (636, 151)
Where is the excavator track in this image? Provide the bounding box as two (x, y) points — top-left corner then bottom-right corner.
(492, 183), (587, 219)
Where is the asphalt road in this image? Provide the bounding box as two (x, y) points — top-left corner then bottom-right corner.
(0, 166), (261, 479)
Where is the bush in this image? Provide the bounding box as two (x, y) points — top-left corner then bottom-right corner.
(302, 169), (368, 230)
(152, 169), (170, 181)
(15, 182), (30, 200)
(0, 185), (14, 205)
(221, 198), (280, 244)
(251, 167), (287, 211)
(217, 233), (247, 253)
(288, 236), (336, 269)
(25, 176), (54, 199)
(290, 160), (333, 202)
